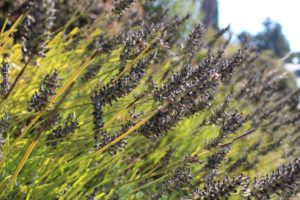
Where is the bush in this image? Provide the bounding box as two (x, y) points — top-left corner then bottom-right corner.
(0, 0), (299, 199)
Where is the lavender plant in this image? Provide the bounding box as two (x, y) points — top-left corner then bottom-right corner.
(0, 1), (299, 200)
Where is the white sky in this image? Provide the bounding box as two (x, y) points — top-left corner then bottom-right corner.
(218, 0), (300, 52)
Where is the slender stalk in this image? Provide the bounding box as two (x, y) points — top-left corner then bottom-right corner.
(0, 83), (75, 198)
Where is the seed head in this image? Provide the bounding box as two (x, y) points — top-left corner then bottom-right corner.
(0, 61), (10, 96)
(244, 158), (300, 199)
(188, 174), (249, 200)
(47, 113), (79, 146)
(21, 0), (56, 62)
(28, 69), (61, 112)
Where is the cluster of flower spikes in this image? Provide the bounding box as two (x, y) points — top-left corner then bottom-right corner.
(184, 145), (300, 200)
(140, 89), (214, 139)
(89, 21), (160, 58)
(87, 7), (188, 63)
(247, 71), (285, 104)
(21, 0), (56, 62)
(28, 69), (61, 112)
(233, 65), (292, 129)
(119, 23), (159, 66)
(183, 23), (206, 62)
(140, 46), (247, 139)
(220, 47), (300, 193)
(259, 87), (299, 129)
(153, 45), (246, 102)
(234, 58), (287, 106)
(243, 157), (300, 199)
(217, 48), (247, 82)
(187, 174), (249, 200)
(91, 87), (135, 154)
(91, 54), (154, 150)
(98, 54), (155, 106)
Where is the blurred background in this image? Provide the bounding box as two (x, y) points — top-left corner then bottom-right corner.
(0, 0), (299, 84)
(149, 0), (300, 83)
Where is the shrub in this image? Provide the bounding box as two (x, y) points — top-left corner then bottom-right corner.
(0, 1), (299, 199)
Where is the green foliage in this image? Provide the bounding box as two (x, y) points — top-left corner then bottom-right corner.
(0, 1), (299, 200)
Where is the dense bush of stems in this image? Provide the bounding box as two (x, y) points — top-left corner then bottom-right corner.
(0, 0), (299, 199)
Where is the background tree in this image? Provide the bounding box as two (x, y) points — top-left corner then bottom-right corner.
(200, 0), (219, 30)
(238, 18), (290, 57)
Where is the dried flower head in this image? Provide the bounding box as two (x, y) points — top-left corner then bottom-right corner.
(28, 69), (61, 112)
(206, 110), (243, 149)
(183, 23), (205, 61)
(244, 158), (300, 199)
(140, 90), (214, 139)
(161, 167), (193, 193)
(119, 24), (158, 65)
(205, 95), (232, 126)
(47, 113), (79, 146)
(187, 174), (249, 200)
(220, 110), (243, 135)
(0, 61), (9, 96)
(94, 55), (154, 106)
(91, 90), (105, 148)
(217, 49), (247, 82)
(156, 154), (198, 199)
(21, 0), (56, 62)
